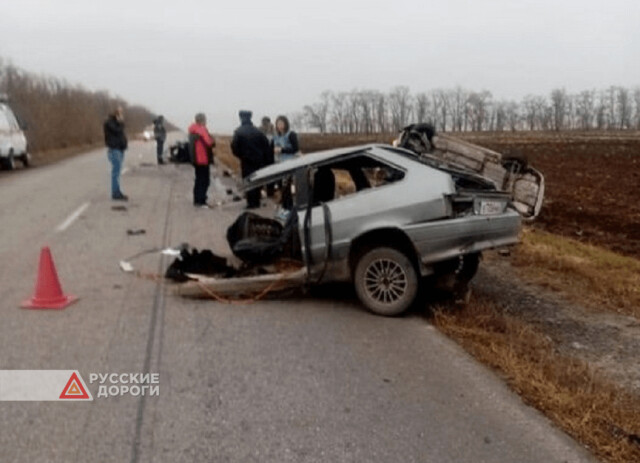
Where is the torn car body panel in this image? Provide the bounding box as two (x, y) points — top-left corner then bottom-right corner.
(175, 268), (307, 299)
(398, 124), (545, 220)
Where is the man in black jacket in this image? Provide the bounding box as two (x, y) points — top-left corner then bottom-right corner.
(103, 107), (128, 200)
(231, 110), (271, 208)
(153, 115), (167, 164)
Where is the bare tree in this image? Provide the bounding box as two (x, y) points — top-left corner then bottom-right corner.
(576, 90), (595, 130)
(0, 61), (158, 152)
(449, 87), (467, 131)
(374, 92), (387, 133)
(303, 91), (330, 133)
(298, 84), (637, 134)
(616, 86), (632, 129)
(432, 89), (449, 132)
(550, 88), (567, 131)
(388, 86), (412, 132)
(634, 88), (640, 130)
(414, 92), (430, 125)
(466, 91), (492, 131)
(329, 91), (347, 133)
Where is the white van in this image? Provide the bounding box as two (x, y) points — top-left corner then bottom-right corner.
(0, 97), (30, 170)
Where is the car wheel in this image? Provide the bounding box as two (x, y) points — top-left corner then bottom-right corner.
(2, 154), (15, 170)
(20, 153), (31, 167)
(354, 247), (418, 316)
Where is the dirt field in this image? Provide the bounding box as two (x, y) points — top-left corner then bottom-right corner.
(459, 131), (640, 259)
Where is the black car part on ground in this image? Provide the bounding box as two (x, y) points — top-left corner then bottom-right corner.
(169, 141), (191, 163)
(165, 248), (235, 282)
(226, 210), (301, 264)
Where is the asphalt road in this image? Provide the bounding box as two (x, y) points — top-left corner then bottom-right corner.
(0, 137), (595, 463)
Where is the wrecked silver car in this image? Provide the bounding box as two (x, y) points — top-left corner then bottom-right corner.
(176, 132), (542, 317)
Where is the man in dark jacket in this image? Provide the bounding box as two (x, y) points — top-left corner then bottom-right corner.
(103, 106), (128, 200)
(153, 115), (167, 164)
(231, 110), (271, 208)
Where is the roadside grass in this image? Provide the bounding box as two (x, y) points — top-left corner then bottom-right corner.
(433, 296), (640, 463)
(214, 136), (240, 173)
(511, 228), (640, 319)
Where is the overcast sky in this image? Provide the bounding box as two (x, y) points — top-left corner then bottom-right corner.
(1, 0), (638, 133)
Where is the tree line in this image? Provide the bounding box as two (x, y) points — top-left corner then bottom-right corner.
(298, 86), (640, 134)
(0, 60), (169, 153)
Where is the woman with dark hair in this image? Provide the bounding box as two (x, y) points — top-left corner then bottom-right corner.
(272, 115), (299, 163)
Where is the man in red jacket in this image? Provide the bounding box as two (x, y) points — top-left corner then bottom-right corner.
(188, 113), (216, 208)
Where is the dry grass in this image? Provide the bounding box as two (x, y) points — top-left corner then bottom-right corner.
(214, 136), (240, 173)
(511, 228), (640, 318)
(433, 296), (640, 463)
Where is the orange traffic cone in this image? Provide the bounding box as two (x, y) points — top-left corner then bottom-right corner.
(21, 246), (78, 310)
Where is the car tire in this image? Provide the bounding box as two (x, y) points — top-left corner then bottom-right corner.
(2, 154), (15, 170)
(354, 247), (419, 316)
(20, 153), (31, 167)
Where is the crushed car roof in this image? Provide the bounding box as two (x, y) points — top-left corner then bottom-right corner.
(244, 143), (498, 192)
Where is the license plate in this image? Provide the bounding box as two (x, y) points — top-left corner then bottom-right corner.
(479, 200), (503, 215)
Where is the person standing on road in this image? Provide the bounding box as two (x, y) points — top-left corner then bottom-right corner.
(272, 115), (299, 163)
(188, 113), (216, 208)
(153, 115), (167, 164)
(103, 106), (128, 201)
(231, 110), (271, 209)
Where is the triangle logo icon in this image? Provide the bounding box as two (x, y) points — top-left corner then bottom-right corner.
(59, 372), (91, 400)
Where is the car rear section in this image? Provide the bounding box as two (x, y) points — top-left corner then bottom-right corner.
(0, 101), (29, 170)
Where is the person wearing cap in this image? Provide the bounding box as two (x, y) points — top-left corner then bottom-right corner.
(188, 113), (216, 208)
(231, 110), (271, 209)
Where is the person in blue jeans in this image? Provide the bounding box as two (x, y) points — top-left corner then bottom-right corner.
(103, 107), (129, 200)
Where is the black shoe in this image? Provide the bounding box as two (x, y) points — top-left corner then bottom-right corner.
(112, 193), (129, 201)
(158, 159), (164, 165)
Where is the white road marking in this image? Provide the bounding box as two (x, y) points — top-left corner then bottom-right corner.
(56, 202), (90, 232)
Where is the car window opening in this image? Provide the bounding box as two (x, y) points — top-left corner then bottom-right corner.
(311, 155), (405, 204)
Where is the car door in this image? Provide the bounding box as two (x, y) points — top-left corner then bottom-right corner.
(6, 109), (26, 154)
(0, 108), (11, 154)
(294, 167), (332, 276)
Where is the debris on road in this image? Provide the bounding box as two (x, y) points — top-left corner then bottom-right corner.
(126, 229), (146, 235)
(168, 140), (191, 163)
(119, 261), (134, 273)
(165, 248), (234, 282)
